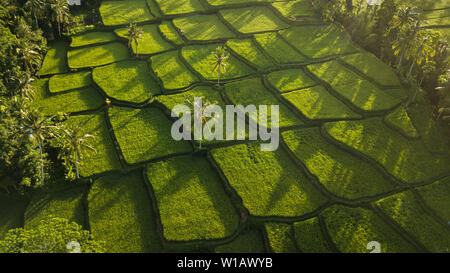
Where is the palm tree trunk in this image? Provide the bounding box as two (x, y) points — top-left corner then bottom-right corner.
(217, 70), (221, 88)
(34, 13), (39, 29)
(135, 40), (139, 57)
(39, 142), (44, 185)
(407, 62), (415, 78)
(58, 20), (61, 37)
(75, 152), (79, 179)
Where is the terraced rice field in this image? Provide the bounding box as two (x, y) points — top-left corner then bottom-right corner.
(5, 0), (448, 253)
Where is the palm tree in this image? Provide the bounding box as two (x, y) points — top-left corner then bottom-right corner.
(212, 45), (229, 88)
(25, 0), (44, 29)
(125, 23), (144, 57)
(19, 111), (58, 185)
(185, 98), (220, 149)
(17, 72), (35, 100)
(60, 125), (96, 179)
(16, 39), (41, 73)
(50, 0), (69, 37)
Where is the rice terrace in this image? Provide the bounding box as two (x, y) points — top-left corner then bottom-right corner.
(0, 0), (449, 255)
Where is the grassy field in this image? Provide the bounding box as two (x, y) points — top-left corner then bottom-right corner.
(226, 39), (274, 70)
(38, 41), (69, 76)
(33, 79), (104, 115)
(17, 0), (449, 253)
(115, 25), (173, 55)
(24, 184), (87, 229)
(145, 155), (239, 241)
(219, 7), (289, 34)
(224, 78), (303, 128)
(0, 195), (27, 238)
(280, 25), (359, 59)
(48, 71), (93, 93)
(93, 60), (161, 103)
(264, 223), (297, 253)
(108, 106), (192, 165)
(384, 106), (420, 139)
(182, 44), (255, 80)
(210, 143), (327, 217)
(267, 69), (317, 93)
(324, 118), (450, 183)
(65, 113), (122, 177)
(88, 172), (161, 253)
(99, 0), (154, 26)
(155, 0), (205, 15)
(322, 205), (418, 253)
(68, 42), (130, 69)
(272, 0), (317, 20)
(158, 21), (185, 45)
(173, 15), (236, 41)
(415, 177), (450, 221)
(376, 191), (450, 252)
(293, 217), (332, 253)
(282, 128), (394, 199)
(308, 61), (402, 112)
(215, 229), (266, 253)
(150, 50), (199, 90)
(254, 32), (307, 64)
(281, 86), (361, 120)
(70, 32), (117, 47)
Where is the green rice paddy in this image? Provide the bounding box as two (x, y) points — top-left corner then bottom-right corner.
(15, 0), (449, 253)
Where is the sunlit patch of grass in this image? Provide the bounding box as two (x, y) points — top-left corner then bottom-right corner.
(376, 191), (449, 253)
(280, 25), (359, 59)
(282, 127), (393, 199)
(323, 118), (450, 183)
(384, 107), (419, 138)
(114, 24), (173, 55)
(108, 106), (192, 165)
(33, 79), (104, 115)
(224, 77), (303, 128)
(70, 32), (117, 47)
(49, 71), (93, 93)
(181, 44), (255, 80)
(219, 7), (289, 34)
(99, 0), (154, 26)
(226, 39), (274, 70)
(68, 42), (130, 69)
(265, 223), (297, 253)
(173, 15), (235, 41)
(65, 113), (122, 177)
(282, 86), (361, 120)
(293, 217), (332, 253)
(150, 50), (199, 90)
(254, 32), (306, 64)
(88, 172), (161, 253)
(145, 155), (239, 241)
(322, 205), (417, 253)
(210, 142), (327, 217)
(93, 60), (160, 103)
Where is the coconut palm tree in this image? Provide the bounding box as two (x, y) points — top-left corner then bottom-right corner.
(185, 98), (220, 149)
(19, 110), (58, 185)
(212, 45), (229, 88)
(125, 23), (144, 57)
(16, 39), (41, 73)
(60, 125), (96, 179)
(50, 0), (70, 37)
(25, 0), (44, 28)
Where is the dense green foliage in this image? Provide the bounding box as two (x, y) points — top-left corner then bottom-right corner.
(0, 217), (105, 253)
